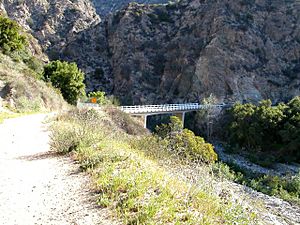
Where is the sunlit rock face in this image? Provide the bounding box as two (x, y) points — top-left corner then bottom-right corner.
(0, 0), (110, 91)
(1, 0), (100, 51)
(106, 0), (300, 104)
(2, 0), (300, 104)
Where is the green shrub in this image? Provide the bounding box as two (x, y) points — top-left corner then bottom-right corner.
(88, 91), (109, 105)
(227, 96), (300, 163)
(212, 162), (244, 182)
(213, 161), (300, 205)
(14, 96), (42, 113)
(172, 129), (217, 163)
(24, 56), (44, 75)
(43, 60), (85, 105)
(49, 122), (81, 153)
(87, 91), (120, 106)
(7, 47), (30, 62)
(279, 96), (300, 162)
(155, 116), (182, 137)
(156, 116), (217, 163)
(50, 109), (105, 153)
(0, 16), (27, 53)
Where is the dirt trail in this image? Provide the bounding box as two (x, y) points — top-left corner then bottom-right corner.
(0, 114), (117, 225)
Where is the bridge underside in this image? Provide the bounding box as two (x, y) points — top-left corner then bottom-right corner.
(133, 111), (186, 129)
(78, 102), (226, 129)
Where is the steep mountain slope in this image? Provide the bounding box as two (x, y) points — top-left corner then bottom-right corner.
(0, 0), (100, 59)
(91, 0), (169, 16)
(0, 0), (110, 91)
(106, 0), (300, 104)
(0, 12), (66, 112)
(0, 52), (66, 112)
(2, 0), (300, 105)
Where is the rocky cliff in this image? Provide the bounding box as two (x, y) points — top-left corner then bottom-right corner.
(91, 0), (169, 16)
(106, 0), (300, 104)
(1, 0), (300, 104)
(0, 0), (100, 59)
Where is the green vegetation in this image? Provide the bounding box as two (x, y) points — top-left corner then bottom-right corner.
(87, 91), (120, 106)
(213, 162), (300, 205)
(104, 107), (147, 135)
(0, 16), (67, 114)
(194, 94), (221, 140)
(49, 108), (257, 224)
(155, 116), (217, 163)
(88, 91), (107, 104)
(0, 15), (93, 115)
(227, 96), (300, 164)
(0, 52), (67, 113)
(43, 60), (85, 105)
(0, 16), (27, 53)
(23, 56), (44, 76)
(0, 16), (43, 79)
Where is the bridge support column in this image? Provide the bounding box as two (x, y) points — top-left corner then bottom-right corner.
(143, 115), (148, 129)
(173, 112), (185, 127)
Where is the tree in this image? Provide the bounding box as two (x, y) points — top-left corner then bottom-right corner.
(279, 96), (300, 161)
(195, 94), (221, 140)
(228, 102), (256, 148)
(43, 60), (85, 105)
(0, 16), (27, 53)
(155, 116), (182, 138)
(226, 97), (300, 163)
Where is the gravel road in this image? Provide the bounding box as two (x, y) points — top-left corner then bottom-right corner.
(0, 114), (118, 225)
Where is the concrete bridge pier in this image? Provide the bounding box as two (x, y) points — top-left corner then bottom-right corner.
(143, 115), (148, 129)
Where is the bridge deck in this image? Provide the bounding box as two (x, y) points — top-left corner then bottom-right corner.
(120, 103), (225, 115)
(77, 102), (226, 115)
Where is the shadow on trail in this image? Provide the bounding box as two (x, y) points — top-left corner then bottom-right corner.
(16, 151), (60, 161)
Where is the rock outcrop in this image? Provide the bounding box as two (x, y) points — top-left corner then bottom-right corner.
(1, 0), (300, 105)
(0, 0), (113, 91)
(106, 0), (300, 104)
(1, 0), (100, 59)
(91, 0), (168, 16)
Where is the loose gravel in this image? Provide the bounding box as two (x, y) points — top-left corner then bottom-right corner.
(0, 114), (119, 225)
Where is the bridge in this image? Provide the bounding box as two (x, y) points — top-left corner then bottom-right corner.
(120, 103), (225, 128)
(77, 102), (226, 128)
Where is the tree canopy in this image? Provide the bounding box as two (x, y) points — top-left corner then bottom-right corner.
(43, 60), (85, 105)
(0, 16), (27, 53)
(227, 96), (300, 163)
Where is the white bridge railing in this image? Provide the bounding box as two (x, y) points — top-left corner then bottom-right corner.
(77, 102), (227, 115)
(120, 103), (225, 114)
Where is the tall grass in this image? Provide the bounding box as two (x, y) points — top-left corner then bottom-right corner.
(49, 108), (258, 224)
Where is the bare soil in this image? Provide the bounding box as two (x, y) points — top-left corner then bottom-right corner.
(0, 114), (118, 225)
